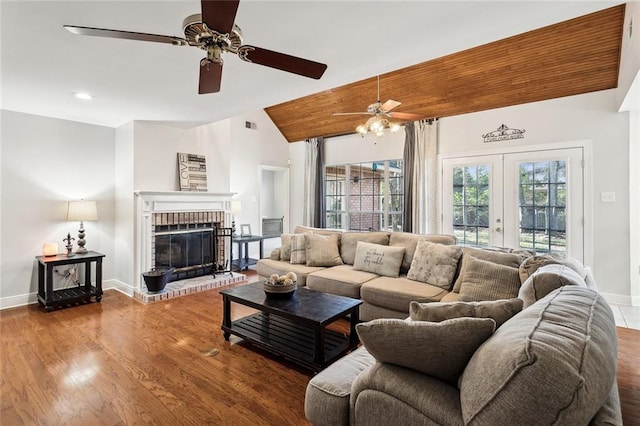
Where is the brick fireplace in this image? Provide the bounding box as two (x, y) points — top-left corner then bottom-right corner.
(134, 191), (235, 291)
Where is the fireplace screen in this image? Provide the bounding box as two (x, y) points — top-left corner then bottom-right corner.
(154, 225), (232, 281)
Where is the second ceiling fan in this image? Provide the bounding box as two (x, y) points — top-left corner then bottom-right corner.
(64, 0), (328, 94)
(333, 76), (422, 136)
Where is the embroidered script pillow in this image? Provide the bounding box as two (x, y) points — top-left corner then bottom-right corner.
(352, 241), (405, 278)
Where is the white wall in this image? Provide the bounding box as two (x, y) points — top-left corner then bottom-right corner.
(288, 89), (631, 302)
(114, 122), (135, 287)
(617, 1), (640, 109)
(439, 89), (630, 301)
(0, 110), (116, 306)
(229, 110), (290, 259)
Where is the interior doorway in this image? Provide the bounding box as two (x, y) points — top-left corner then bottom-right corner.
(259, 165), (289, 256)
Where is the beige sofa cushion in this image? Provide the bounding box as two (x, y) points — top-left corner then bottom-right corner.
(353, 242), (405, 278)
(256, 258), (325, 287)
(294, 225), (344, 236)
(518, 263), (586, 308)
(407, 240), (462, 289)
(452, 247), (526, 293)
(409, 298), (523, 328)
(460, 286), (617, 425)
(357, 317), (495, 383)
(458, 257), (522, 302)
(519, 253), (589, 283)
(340, 232), (390, 265)
(360, 276), (448, 313)
(306, 265), (378, 299)
(389, 232), (457, 273)
(305, 234), (344, 267)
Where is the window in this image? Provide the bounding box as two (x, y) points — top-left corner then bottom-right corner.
(324, 160), (404, 231)
(452, 165), (490, 246)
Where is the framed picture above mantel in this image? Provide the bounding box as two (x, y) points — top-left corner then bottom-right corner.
(177, 153), (208, 191)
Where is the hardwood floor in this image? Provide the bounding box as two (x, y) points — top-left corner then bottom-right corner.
(1, 276), (638, 425)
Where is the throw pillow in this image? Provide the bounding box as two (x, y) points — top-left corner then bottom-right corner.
(518, 264), (587, 308)
(356, 317), (496, 383)
(352, 241), (405, 278)
(452, 247), (528, 293)
(305, 233), (343, 267)
(289, 234), (307, 265)
(280, 233), (292, 261)
(407, 240), (463, 290)
(458, 256), (522, 302)
(409, 298), (523, 328)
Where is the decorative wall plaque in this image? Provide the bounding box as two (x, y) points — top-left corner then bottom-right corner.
(177, 153), (208, 191)
(482, 124), (525, 143)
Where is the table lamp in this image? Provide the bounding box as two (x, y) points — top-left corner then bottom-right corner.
(231, 200), (242, 237)
(67, 200), (98, 254)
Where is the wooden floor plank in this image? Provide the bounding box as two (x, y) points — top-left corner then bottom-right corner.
(1, 274), (638, 425)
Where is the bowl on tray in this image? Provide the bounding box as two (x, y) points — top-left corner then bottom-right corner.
(263, 272), (298, 299)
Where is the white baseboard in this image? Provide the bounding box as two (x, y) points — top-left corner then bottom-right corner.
(0, 279), (136, 310)
(600, 292), (634, 307)
(0, 292), (38, 310)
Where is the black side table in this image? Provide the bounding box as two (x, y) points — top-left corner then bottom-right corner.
(231, 235), (264, 271)
(36, 250), (105, 311)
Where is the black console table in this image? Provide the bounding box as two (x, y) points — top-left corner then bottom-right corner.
(231, 235), (264, 271)
(36, 251), (105, 311)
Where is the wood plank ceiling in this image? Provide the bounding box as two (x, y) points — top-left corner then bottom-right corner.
(265, 4), (625, 143)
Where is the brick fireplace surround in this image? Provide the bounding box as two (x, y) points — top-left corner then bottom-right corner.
(134, 191), (246, 303)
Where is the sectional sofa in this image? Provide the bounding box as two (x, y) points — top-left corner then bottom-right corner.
(256, 225), (595, 321)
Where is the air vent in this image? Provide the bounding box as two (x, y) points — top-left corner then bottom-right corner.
(245, 121), (257, 130)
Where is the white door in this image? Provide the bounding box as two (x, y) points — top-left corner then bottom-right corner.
(442, 147), (584, 261)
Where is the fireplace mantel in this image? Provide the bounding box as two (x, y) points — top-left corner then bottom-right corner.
(134, 191), (235, 289)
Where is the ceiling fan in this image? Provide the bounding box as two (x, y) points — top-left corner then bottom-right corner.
(333, 76), (423, 136)
(64, 0), (327, 94)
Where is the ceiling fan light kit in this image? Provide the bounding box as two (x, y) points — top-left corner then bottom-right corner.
(334, 75), (422, 138)
(63, 0), (327, 94)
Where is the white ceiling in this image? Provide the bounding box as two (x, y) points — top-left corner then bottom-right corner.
(0, 1), (622, 129)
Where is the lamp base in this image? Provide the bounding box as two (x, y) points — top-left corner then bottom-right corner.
(76, 247), (88, 254)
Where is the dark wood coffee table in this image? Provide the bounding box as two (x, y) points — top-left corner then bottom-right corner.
(220, 282), (362, 372)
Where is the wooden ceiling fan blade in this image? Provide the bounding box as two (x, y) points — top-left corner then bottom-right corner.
(63, 25), (187, 46)
(199, 61), (223, 94)
(380, 100), (401, 112)
(388, 112), (423, 121)
(201, 0), (240, 34)
(239, 45), (327, 79)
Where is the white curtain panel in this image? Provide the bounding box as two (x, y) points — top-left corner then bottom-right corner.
(412, 120), (438, 234)
(303, 138), (320, 227)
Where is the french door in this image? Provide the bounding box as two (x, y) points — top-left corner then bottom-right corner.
(442, 148), (584, 261)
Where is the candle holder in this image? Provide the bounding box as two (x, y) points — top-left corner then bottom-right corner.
(63, 232), (75, 257)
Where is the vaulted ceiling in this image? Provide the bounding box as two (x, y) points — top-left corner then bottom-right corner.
(265, 4), (625, 142)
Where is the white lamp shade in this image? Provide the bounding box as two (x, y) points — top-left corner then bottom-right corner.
(230, 200), (242, 215)
(67, 200), (98, 221)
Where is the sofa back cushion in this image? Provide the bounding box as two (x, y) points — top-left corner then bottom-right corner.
(352, 241), (405, 278)
(340, 232), (390, 265)
(389, 232), (457, 273)
(459, 286), (617, 425)
(518, 263), (586, 308)
(294, 225), (344, 236)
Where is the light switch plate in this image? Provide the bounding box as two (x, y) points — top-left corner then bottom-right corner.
(601, 192), (616, 203)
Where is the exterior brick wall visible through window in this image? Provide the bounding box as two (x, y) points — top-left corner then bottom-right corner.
(325, 160), (404, 231)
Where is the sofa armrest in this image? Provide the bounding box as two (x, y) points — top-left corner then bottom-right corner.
(351, 362), (463, 426)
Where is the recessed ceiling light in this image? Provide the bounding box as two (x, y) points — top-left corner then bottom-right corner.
(73, 92), (93, 100)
